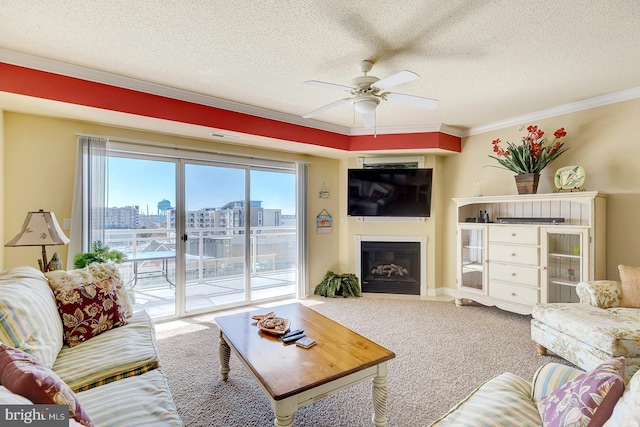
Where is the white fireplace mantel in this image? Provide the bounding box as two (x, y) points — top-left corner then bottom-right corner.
(355, 235), (427, 296)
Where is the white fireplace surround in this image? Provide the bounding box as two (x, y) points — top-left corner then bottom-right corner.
(355, 235), (427, 296)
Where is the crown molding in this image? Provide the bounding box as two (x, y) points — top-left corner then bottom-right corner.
(348, 123), (464, 137)
(7, 47), (630, 141)
(0, 48), (355, 134)
(463, 87), (640, 137)
(0, 48), (464, 139)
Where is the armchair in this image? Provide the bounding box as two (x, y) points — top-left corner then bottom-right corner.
(532, 274), (640, 383)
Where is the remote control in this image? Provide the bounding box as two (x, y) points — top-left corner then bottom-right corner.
(296, 337), (316, 348)
(281, 333), (305, 344)
(281, 329), (304, 340)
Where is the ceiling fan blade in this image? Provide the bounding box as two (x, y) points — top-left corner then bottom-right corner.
(362, 111), (376, 129)
(383, 92), (439, 110)
(304, 80), (354, 92)
(372, 70), (419, 91)
(302, 98), (351, 118)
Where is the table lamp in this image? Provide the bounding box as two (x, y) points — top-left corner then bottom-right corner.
(5, 209), (70, 272)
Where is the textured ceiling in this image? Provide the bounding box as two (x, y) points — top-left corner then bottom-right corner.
(1, 0), (640, 134)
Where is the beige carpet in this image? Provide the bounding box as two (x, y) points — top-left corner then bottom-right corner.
(155, 296), (573, 426)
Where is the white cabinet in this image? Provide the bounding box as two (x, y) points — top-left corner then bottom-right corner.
(454, 192), (606, 315)
(487, 225), (540, 310)
(457, 225), (487, 294)
(540, 227), (590, 303)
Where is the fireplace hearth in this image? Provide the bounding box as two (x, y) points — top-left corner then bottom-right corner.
(360, 241), (421, 295)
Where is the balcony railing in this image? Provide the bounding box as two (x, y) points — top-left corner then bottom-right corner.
(101, 226), (296, 289)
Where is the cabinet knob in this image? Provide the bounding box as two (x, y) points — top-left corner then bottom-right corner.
(511, 253), (517, 257)
(510, 292), (517, 297)
(511, 233), (517, 237)
(511, 272), (517, 276)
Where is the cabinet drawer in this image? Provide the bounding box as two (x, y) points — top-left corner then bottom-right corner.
(489, 281), (539, 305)
(489, 226), (538, 245)
(489, 244), (539, 265)
(489, 263), (539, 287)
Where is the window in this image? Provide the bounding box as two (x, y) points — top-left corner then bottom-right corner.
(74, 136), (307, 319)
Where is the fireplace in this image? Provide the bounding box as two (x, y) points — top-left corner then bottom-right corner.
(356, 236), (426, 295)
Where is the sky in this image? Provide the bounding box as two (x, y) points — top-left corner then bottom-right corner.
(107, 157), (296, 215)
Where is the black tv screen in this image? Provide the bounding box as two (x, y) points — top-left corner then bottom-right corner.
(348, 168), (433, 217)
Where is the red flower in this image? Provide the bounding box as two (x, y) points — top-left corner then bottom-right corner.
(554, 128), (567, 139)
(491, 138), (508, 156)
(531, 142), (542, 159)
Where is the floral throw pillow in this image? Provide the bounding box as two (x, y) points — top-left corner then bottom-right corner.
(537, 357), (625, 427)
(46, 263), (133, 317)
(0, 344), (94, 426)
(54, 278), (128, 347)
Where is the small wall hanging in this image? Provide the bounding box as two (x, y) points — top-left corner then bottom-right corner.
(319, 182), (330, 199)
(316, 209), (332, 234)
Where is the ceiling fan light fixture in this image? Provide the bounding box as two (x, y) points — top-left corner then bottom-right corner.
(353, 97), (379, 114)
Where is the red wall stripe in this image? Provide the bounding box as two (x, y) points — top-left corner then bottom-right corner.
(0, 62), (461, 153)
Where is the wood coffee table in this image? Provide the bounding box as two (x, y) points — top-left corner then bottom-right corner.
(215, 302), (396, 426)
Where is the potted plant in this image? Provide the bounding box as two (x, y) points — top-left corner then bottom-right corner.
(314, 271), (361, 298)
(74, 240), (127, 268)
(489, 125), (569, 194)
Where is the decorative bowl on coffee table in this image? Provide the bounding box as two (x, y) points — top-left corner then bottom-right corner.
(256, 315), (291, 335)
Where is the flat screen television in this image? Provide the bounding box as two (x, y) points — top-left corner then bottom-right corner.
(348, 168), (433, 217)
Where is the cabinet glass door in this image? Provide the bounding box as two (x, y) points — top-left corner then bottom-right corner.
(545, 231), (584, 303)
(460, 227), (485, 292)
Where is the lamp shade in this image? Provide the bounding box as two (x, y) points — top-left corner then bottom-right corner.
(5, 210), (70, 247)
(353, 97), (379, 114)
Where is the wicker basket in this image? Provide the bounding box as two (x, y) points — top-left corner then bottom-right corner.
(256, 316), (291, 335)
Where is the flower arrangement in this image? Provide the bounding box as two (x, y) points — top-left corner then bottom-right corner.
(489, 125), (569, 174)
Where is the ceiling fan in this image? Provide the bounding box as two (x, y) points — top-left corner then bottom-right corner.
(302, 60), (439, 128)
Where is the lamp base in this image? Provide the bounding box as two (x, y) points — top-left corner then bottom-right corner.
(40, 245), (49, 273)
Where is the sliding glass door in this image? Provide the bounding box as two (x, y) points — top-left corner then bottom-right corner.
(105, 155), (178, 318)
(248, 169), (297, 300)
(182, 163), (298, 314)
(183, 162), (247, 312)
(93, 144), (302, 319)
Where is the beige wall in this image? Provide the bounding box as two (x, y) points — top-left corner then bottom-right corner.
(3, 97), (640, 295)
(1, 112), (341, 294)
(441, 97), (640, 291)
(306, 155), (342, 292)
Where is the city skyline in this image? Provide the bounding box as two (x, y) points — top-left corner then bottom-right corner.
(107, 157), (296, 215)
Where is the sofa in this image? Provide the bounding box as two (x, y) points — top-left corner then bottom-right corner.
(0, 265), (183, 426)
(531, 266), (640, 383)
(430, 357), (640, 426)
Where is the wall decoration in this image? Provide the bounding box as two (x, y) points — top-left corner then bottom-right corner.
(316, 209), (332, 234)
(319, 182), (330, 199)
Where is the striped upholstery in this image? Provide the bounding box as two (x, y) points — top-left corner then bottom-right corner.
(0, 266), (64, 368)
(429, 372), (542, 427)
(531, 362), (584, 401)
(77, 369), (183, 426)
(0, 267), (181, 425)
(54, 310), (160, 392)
